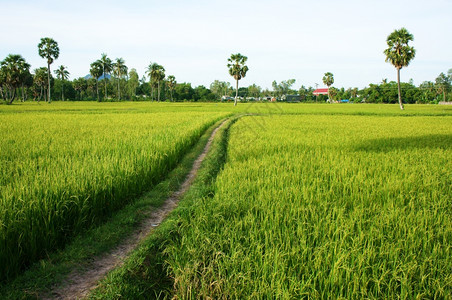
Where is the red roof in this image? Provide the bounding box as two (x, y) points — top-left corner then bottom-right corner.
(313, 88), (329, 95)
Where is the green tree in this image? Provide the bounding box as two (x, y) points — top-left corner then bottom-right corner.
(166, 75), (176, 101)
(73, 77), (87, 100)
(54, 65), (69, 101)
(127, 68), (139, 100)
(33, 67), (49, 102)
(248, 83), (261, 99)
(90, 61), (103, 101)
(227, 53), (249, 106)
(384, 28), (416, 110)
(99, 53), (112, 99)
(146, 62), (165, 101)
(0, 54), (31, 104)
(210, 80), (231, 100)
(113, 58), (127, 100)
(322, 72), (334, 102)
(272, 79), (296, 98)
(38, 37), (59, 102)
(435, 72), (451, 101)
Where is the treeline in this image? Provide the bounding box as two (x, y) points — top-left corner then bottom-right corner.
(1, 36), (451, 104)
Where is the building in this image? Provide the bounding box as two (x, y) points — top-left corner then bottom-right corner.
(312, 88), (329, 96)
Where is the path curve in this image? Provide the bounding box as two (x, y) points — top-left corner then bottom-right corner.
(48, 119), (229, 300)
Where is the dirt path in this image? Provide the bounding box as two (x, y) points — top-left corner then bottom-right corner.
(47, 119), (228, 300)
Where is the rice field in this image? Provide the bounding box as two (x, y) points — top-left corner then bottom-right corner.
(165, 112), (452, 298)
(1, 102), (451, 298)
(0, 102), (230, 281)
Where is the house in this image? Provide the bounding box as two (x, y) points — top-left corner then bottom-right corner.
(312, 88), (329, 96)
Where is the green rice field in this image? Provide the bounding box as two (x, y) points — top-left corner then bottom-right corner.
(0, 102), (451, 299)
(164, 109), (451, 298)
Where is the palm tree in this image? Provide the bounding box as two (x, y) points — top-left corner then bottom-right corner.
(146, 62), (165, 101)
(99, 53), (112, 99)
(384, 28), (416, 110)
(322, 72), (334, 102)
(54, 65), (69, 101)
(113, 58), (128, 100)
(167, 75), (176, 101)
(38, 37), (59, 103)
(90, 61), (103, 101)
(227, 53), (249, 106)
(33, 67), (48, 102)
(435, 72), (451, 101)
(0, 54), (31, 104)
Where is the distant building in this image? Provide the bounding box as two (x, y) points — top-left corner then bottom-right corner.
(312, 88), (329, 96)
(281, 95), (301, 102)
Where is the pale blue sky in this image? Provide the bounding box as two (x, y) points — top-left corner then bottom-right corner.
(1, 0), (451, 89)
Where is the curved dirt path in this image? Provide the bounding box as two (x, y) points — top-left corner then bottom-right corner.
(47, 119), (228, 300)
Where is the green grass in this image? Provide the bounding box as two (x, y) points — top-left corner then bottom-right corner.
(162, 112), (451, 298)
(0, 102), (230, 281)
(1, 102), (451, 298)
(88, 116), (237, 299)
(0, 117), (229, 299)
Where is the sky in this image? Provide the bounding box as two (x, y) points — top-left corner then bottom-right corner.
(1, 0), (451, 90)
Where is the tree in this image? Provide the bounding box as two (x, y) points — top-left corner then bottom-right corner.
(73, 77), (87, 100)
(113, 58), (127, 100)
(54, 65), (69, 100)
(210, 80), (231, 100)
(322, 72), (334, 102)
(227, 53), (249, 106)
(435, 72), (451, 101)
(248, 84), (261, 99)
(384, 28), (416, 110)
(33, 67), (49, 102)
(127, 68), (139, 100)
(166, 75), (176, 101)
(146, 62), (165, 101)
(272, 79), (296, 98)
(38, 37), (59, 102)
(0, 54), (31, 104)
(99, 53), (112, 99)
(90, 61), (103, 101)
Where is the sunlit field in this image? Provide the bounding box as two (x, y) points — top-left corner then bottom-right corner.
(0, 102), (230, 280)
(164, 111), (451, 298)
(1, 102), (451, 298)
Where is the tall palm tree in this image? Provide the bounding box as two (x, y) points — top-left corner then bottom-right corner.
(0, 54), (31, 104)
(322, 72), (334, 102)
(166, 75), (176, 101)
(113, 58), (128, 100)
(384, 28), (416, 110)
(99, 53), (112, 99)
(54, 65), (69, 101)
(33, 67), (48, 102)
(90, 61), (103, 101)
(146, 62), (165, 101)
(227, 53), (249, 106)
(38, 37), (59, 103)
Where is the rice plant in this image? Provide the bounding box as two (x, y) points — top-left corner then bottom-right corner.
(165, 112), (452, 298)
(0, 102), (229, 281)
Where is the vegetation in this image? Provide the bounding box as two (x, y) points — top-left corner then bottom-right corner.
(323, 72), (334, 101)
(384, 28), (416, 110)
(0, 102), (230, 281)
(37, 37), (59, 103)
(162, 108), (451, 298)
(227, 53), (249, 106)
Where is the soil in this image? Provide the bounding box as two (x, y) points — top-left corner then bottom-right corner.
(46, 119), (228, 300)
